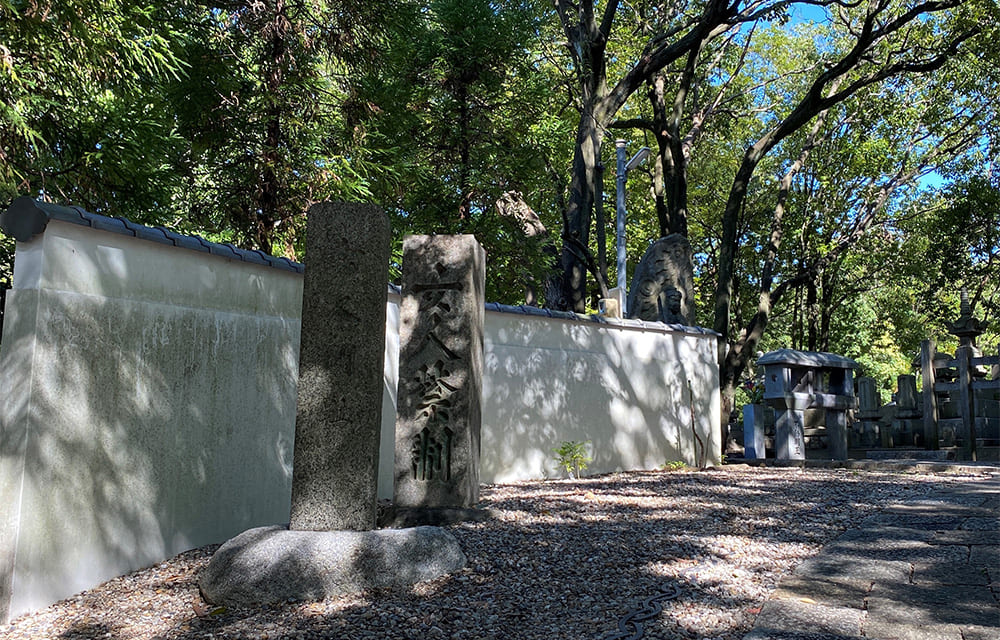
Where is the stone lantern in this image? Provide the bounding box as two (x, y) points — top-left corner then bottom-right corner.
(757, 349), (858, 460)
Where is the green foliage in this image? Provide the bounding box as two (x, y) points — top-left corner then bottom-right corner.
(660, 460), (687, 472)
(353, 0), (571, 302)
(0, 0), (190, 214)
(0, 0), (994, 389)
(552, 440), (592, 479)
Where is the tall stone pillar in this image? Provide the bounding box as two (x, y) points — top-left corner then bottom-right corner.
(289, 202), (390, 531)
(956, 346), (977, 462)
(394, 235), (485, 509)
(893, 374), (922, 447)
(920, 340), (939, 450)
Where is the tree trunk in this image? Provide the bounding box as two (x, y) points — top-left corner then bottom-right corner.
(806, 276), (819, 351)
(560, 108), (606, 311)
(648, 74), (672, 237)
(255, 0), (288, 254)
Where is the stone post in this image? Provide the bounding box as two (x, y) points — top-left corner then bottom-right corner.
(920, 340), (938, 450)
(826, 409), (849, 461)
(892, 374), (921, 446)
(289, 202), (390, 531)
(742, 405), (765, 459)
(956, 345), (977, 462)
(775, 409), (806, 461)
(855, 377), (882, 448)
(394, 235), (485, 510)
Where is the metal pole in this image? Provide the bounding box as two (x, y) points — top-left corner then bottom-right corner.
(615, 140), (627, 296)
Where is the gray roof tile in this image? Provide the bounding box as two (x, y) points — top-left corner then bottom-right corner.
(480, 299), (719, 336)
(242, 250), (269, 266)
(208, 243), (240, 260)
(0, 198), (303, 274)
(89, 215), (131, 235)
(122, 220), (170, 244)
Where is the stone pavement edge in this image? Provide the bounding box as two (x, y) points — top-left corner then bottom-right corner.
(744, 470), (1000, 640)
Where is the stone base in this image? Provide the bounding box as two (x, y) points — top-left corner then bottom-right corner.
(865, 448), (952, 461)
(378, 506), (496, 529)
(199, 525), (466, 607)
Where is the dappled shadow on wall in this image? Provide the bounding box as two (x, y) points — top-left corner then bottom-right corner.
(482, 313), (718, 482)
(0, 244), (300, 617)
(0, 286), (7, 346)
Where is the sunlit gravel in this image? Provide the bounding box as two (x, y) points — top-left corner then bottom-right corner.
(0, 465), (983, 640)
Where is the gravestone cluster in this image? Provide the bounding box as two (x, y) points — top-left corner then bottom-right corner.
(742, 291), (998, 463)
(850, 291), (998, 459)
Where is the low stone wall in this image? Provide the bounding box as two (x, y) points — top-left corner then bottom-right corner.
(0, 200), (719, 622)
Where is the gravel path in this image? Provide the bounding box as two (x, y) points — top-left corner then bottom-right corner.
(0, 465), (985, 640)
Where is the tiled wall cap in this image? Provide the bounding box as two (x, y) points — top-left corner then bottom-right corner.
(0, 196), (304, 274)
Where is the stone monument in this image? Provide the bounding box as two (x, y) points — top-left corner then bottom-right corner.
(200, 204), (466, 607)
(289, 201), (390, 531)
(947, 289), (990, 460)
(891, 374), (922, 447)
(626, 234), (695, 325)
(394, 235), (485, 511)
(854, 376), (882, 447)
(758, 349), (856, 461)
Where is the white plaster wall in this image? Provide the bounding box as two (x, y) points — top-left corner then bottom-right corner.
(481, 311), (721, 483)
(0, 219), (719, 622)
(379, 291), (401, 500)
(0, 221), (304, 621)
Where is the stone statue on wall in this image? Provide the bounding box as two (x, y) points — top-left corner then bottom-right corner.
(626, 234), (695, 326)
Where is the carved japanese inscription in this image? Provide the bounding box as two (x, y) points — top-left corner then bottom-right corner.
(394, 235), (485, 509)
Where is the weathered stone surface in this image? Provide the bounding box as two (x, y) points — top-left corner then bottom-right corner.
(820, 540), (967, 565)
(866, 596), (998, 636)
(753, 599), (864, 638)
(378, 506), (496, 529)
(743, 631), (862, 640)
(625, 234), (695, 325)
(770, 576), (870, 610)
(868, 583), (998, 608)
(931, 530), (1000, 545)
(792, 556), (912, 582)
(837, 525), (935, 543)
(856, 377), (881, 415)
(290, 202), (391, 531)
(911, 561), (991, 585)
(394, 235), (485, 509)
(743, 405), (766, 459)
(199, 525), (467, 607)
(969, 545), (999, 567)
(775, 409), (806, 461)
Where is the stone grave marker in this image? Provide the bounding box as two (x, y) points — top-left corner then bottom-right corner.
(394, 235), (485, 511)
(892, 374), (922, 447)
(855, 376), (882, 447)
(289, 201), (390, 531)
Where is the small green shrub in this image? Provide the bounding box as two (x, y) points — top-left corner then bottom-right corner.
(660, 460), (687, 471)
(553, 440), (592, 479)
